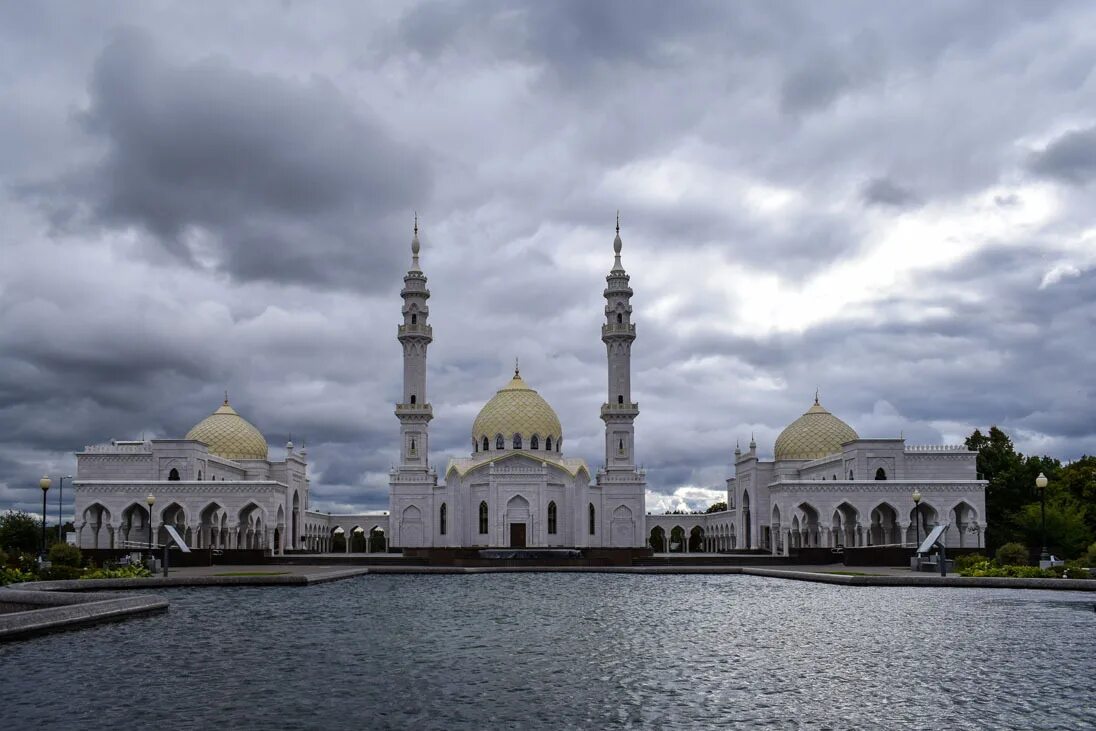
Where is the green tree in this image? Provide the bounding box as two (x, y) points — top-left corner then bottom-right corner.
(1016, 498), (1091, 559)
(1056, 456), (1096, 537)
(0, 511), (42, 554)
(706, 501), (727, 513)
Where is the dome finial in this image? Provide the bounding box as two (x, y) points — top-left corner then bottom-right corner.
(613, 211), (623, 255)
(514, 357), (520, 376)
(224, 389), (229, 405)
(814, 387), (819, 405)
(411, 213), (421, 269)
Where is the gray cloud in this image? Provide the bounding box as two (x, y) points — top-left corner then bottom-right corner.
(1028, 125), (1096, 185)
(861, 177), (921, 208)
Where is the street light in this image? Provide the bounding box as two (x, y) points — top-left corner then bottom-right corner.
(38, 476), (52, 561)
(58, 474), (72, 546)
(146, 493), (156, 558)
(1035, 472), (1049, 562)
(912, 489), (922, 547)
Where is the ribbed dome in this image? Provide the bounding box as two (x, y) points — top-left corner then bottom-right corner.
(773, 399), (858, 461)
(472, 372), (563, 450)
(185, 400), (268, 461)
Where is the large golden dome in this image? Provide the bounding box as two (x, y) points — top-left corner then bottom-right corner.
(472, 372), (563, 450)
(186, 399), (269, 461)
(773, 398), (858, 461)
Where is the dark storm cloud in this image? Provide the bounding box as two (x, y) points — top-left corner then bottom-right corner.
(1028, 125), (1096, 185)
(861, 177), (921, 208)
(20, 28), (430, 288)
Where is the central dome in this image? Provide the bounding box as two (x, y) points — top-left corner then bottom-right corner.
(472, 372), (563, 450)
(185, 399), (269, 461)
(773, 399), (858, 461)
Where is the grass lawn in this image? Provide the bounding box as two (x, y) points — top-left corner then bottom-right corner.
(820, 570), (871, 576)
(213, 571), (291, 577)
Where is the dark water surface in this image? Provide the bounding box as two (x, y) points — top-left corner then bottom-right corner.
(2, 574), (1094, 729)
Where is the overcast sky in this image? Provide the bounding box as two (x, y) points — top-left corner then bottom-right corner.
(2, 1), (1095, 520)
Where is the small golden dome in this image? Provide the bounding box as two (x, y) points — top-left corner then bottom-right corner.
(186, 399), (268, 461)
(472, 372), (563, 450)
(773, 399), (858, 461)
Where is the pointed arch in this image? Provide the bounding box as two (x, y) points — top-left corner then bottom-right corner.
(588, 503), (596, 536)
(547, 501), (558, 535)
(530, 434), (539, 450)
(545, 436), (553, 451)
(168, 468), (180, 481)
(478, 501), (489, 534)
(439, 502), (447, 536)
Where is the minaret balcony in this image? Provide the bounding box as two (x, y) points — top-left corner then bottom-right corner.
(398, 323), (433, 338)
(601, 402), (639, 418)
(395, 402), (434, 419)
(601, 323), (636, 337)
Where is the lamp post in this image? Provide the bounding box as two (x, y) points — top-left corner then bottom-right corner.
(38, 476), (52, 561)
(146, 493), (156, 561)
(912, 489), (922, 547)
(1035, 473), (1049, 562)
(58, 474), (72, 546)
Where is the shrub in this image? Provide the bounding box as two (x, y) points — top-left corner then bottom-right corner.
(0, 567), (36, 586)
(958, 560), (1055, 578)
(83, 564), (151, 579)
(48, 542), (82, 567)
(41, 564), (83, 581)
(996, 542), (1029, 566)
(1083, 542), (1096, 568)
(954, 553), (988, 572)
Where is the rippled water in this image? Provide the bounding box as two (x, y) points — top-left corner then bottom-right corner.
(2, 574), (1094, 729)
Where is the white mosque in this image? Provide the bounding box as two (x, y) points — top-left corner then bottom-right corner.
(72, 221), (985, 558)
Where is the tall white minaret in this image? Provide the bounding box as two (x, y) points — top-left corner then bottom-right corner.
(601, 213), (638, 470)
(396, 216), (433, 470)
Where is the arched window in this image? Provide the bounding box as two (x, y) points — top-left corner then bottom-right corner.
(439, 503), (447, 535)
(478, 501), (488, 535)
(411, 313), (417, 325)
(849, 470), (854, 480)
(875, 467), (887, 480)
(410, 394), (416, 404)
(618, 438), (625, 453)
(545, 436), (553, 451)
(473, 438), (478, 453)
(410, 438), (416, 454)
(618, 395), (624, 404)
(616, 313), (623, 324)
(588, 503), (596, 535)
(531, 435), (539, 450)
(168, 468), (180, 481)
(482, 436), (489, 452)
(547, 501), (557, 535)
(496, 434), (504, 450)
(513, 434), (522, 449)
(832, 474), (837, 481)
(197, 470), (202, 481)
(556, 438), (562, 452)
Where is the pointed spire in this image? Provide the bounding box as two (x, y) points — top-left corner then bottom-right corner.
(514, 357), (520, 376)
(410, 212), (421, 270)
(611, 211), (625, 272)
(814, 387), (820, 405)
(749, 432), (756, 449)
(224, 389), (229, 405)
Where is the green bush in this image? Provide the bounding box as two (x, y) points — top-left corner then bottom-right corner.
(995, 542), (1029, 566)
(83, 564), (151, 579)
(47, 542), (82, 567)
(1083, 542), (1096, 568)
(41, 564), (83, 580)
(1053, 561), (1092, 580)
(959, 560), (1055, 578)
(954, 553), (988, 572)
(0, 567), (36, 585)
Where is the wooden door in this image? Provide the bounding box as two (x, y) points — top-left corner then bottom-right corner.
(509, 523), (526, 548)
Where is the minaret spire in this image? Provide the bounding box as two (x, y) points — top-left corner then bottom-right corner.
(411, 213), (421, 271)
(612, 210), (624, 272)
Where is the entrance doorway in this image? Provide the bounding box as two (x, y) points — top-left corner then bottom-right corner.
(509, 523), (526, 548)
